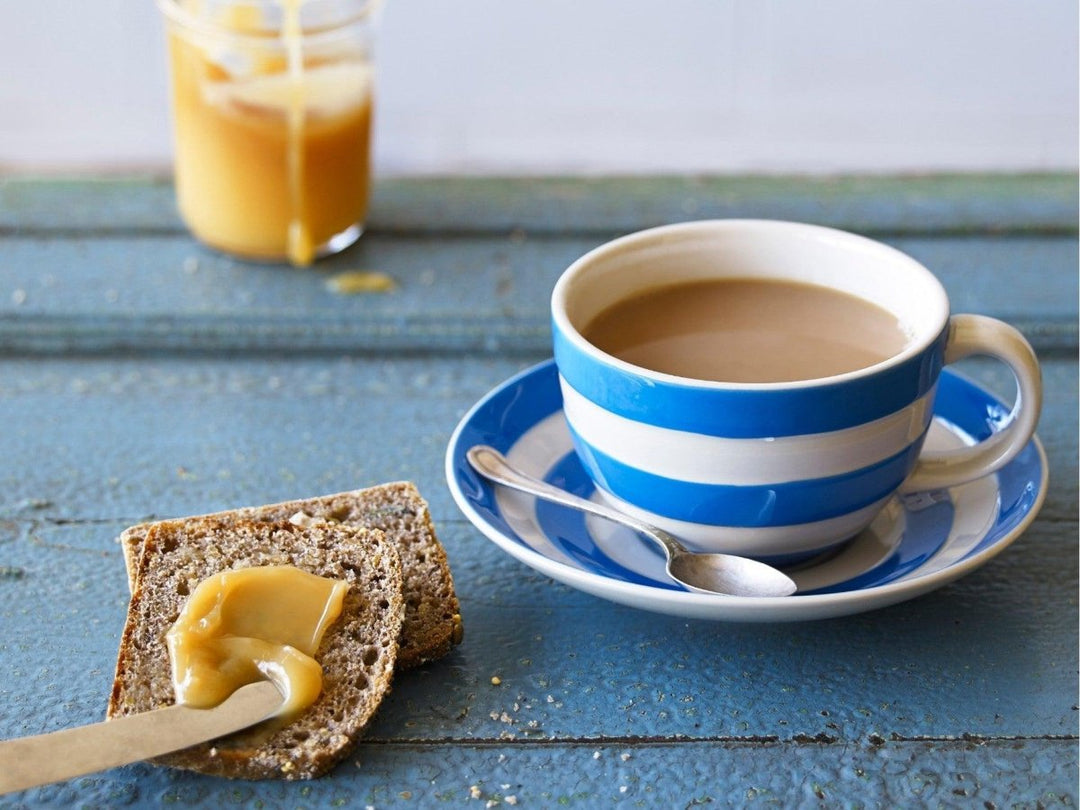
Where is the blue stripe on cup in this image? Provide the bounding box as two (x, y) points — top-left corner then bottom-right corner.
(552, 322), (948, 439)
(568, 424), (927, 527)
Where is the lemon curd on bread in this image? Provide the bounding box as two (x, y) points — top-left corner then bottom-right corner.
(166, 565), (348, 720)
(109, 518), (404, 780)
(119, 482), (462, 671)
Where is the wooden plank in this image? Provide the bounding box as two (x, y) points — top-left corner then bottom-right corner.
(0, 356), (1073, 523)
(368, 174), (1080, 237)
(0, 233), (1075, 355)
(6, 739), (1077, 808)
(1, 517), (1076, 743)
(0, 176), (1075, 805)
(1, 174), (1075, 236)
(0, 356), (1074, 765)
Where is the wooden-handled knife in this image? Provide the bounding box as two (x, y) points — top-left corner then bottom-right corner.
(0, 681), (283, 794)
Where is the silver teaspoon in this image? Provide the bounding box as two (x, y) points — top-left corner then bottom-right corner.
(466, 445), (797, 598)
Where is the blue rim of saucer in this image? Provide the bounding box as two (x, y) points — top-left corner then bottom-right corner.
(446, 360), (1046, 614)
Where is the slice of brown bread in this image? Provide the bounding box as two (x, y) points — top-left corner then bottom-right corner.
(119, 482), (462, 669)
(108, 517), (404, 780)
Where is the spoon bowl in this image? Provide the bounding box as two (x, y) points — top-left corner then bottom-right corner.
(466, 445), (797, 598)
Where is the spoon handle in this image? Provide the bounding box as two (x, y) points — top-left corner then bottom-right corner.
(466, 445), (680, 562)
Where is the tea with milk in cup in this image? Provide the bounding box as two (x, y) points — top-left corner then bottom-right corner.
(580, 278), (909, 384)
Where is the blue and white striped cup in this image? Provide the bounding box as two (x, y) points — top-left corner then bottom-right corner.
(552, 220), (1042, 561)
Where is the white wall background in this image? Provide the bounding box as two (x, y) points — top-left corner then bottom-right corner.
(1, 0), (1076, 175)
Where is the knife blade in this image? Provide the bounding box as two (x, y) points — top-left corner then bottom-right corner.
(0, 680), (284, 794)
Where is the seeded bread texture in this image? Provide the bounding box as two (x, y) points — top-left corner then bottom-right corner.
(119, 482), (462, 669)
(108, 518), (404, 780)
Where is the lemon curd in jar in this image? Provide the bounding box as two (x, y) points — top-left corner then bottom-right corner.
(164, 1), (374, 266)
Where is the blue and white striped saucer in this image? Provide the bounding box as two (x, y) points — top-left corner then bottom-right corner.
(445, 360), (1047, 622)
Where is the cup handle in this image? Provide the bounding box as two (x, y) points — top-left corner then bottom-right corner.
(900, 313), (1042, 493)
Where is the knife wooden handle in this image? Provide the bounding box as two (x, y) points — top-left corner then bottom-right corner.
(0, 680), (283, 794)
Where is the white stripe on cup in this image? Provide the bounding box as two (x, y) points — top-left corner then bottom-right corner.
(559, 376), (935, 486)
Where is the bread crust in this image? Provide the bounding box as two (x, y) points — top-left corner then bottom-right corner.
(119, 483), (462, 669)
(108, 518), (404, 780)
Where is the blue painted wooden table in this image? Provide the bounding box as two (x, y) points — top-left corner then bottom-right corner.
(0, 175), (1076, 808)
